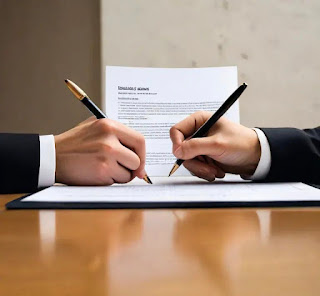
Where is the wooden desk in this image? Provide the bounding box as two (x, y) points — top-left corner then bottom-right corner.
(1, 194), (320, 296)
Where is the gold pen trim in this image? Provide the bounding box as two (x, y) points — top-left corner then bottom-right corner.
(168, 163), (180, 177)
(65, 79), (87, 100)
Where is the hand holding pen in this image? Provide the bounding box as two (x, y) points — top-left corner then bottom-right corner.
(63, 79), (152, 184)
(169, 84), (248, 178)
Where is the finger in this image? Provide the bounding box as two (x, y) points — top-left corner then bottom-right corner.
(199, 155), (209, 164)
(215, 167), (226, 179)
(169, 126), (185, 153)
(174, 136), (225, 160)
(183, 159), (217, 182)
(112, 123), (146, 179)
(196, 156), (226, 178)
(205, 157), (226, 178)
(77, 116), (96, 126)
(170, 111), (212, 152)
(93, 119), (147, 179)
(111, 162), (132, 184)
(115, 143), (141, 171)
(204, 155), (214, 164)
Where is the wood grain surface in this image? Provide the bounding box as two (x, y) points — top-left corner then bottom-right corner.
(1, 194), (320, 296)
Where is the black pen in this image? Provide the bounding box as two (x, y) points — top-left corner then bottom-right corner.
(168, 83), (247, 177)
(65, 79), (153, 184)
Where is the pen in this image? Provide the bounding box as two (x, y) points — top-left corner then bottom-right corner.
(65, 79), (153, 184)
(168, 83), (247, 177)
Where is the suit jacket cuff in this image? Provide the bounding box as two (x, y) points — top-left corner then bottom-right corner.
(0, 133), (40, 193)
(259, 127), (320, 183)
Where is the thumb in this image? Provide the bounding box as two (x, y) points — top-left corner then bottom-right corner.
(173, 136), (224, 160)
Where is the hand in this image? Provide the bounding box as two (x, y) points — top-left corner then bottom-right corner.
(170, 111), (261, 181)
(54, 117), (146, 185)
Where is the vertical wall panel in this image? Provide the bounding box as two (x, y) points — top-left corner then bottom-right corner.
(101, 0), (320, 128)
(0, 0), (101, 134)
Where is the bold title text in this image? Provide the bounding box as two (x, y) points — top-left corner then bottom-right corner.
(118, 86), (149, 91)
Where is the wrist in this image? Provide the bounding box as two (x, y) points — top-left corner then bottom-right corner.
(54, 134), (63, 183)
(247, 128), (272, 180)
(243, 128), (261, 175)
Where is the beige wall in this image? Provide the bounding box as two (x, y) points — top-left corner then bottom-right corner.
(1, 1), (319, 133)
(101, 0), (320, 128)
(0, 0), (101, 134)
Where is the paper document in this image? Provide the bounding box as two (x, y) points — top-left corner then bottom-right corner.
(22, 176), (320, 203)
(105, 66), (239, 176)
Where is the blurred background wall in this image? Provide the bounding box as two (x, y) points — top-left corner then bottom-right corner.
(101, 0), (320, 128)
(0, 0), (101, 134)
(0, 0), (319, 134)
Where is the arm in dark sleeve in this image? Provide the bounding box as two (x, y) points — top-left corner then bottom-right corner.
(260, 127), (320, 185)
(0, 133), (40, 193)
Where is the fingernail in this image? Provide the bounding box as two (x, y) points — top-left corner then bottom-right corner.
(174, 147), (182, 158)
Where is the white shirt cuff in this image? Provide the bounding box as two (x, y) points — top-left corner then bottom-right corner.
(248, 128), (272, 180)
(38, 135), (56, 188)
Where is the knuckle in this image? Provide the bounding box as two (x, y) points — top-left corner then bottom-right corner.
(199, 110), (211, 117)
(209, 167), (217, 177)
(212, 136), (225, 149)
(96, 118), (116, 134)
(200, 166), (216, 178)
(200, 167), (210, 176)
(193, 110), (203, 117)
(169, 126), (176, 137)
(194, 110), (209, 119)
(96, 143), (117, 162)
(101, 142), (116, 155)
(96, 152), (107, 163)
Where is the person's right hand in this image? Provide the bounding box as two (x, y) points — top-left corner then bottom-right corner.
(54, 117), (146, 185)
(170, 111), (261, 181)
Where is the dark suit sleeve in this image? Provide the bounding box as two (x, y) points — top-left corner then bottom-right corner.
(259, 127), (320, 184)
(0, 133), (40, 193)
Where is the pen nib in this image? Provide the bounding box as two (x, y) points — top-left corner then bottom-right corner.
(168, 164), (180, 177)
(143, 175), (153, 184)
